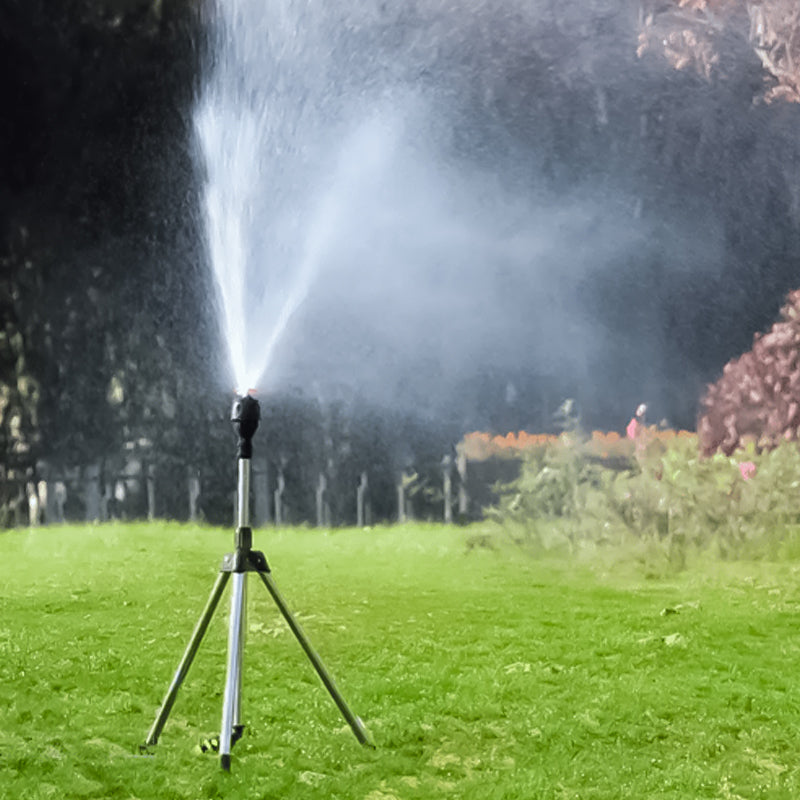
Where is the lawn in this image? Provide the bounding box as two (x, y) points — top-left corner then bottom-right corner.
(2, 522), (800, 799)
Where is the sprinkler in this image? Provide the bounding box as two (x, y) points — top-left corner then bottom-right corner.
(232, 392), (260, 458)
(142, 393), (374, 770)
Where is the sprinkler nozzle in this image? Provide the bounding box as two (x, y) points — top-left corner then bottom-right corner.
(231, 394), (260, 459)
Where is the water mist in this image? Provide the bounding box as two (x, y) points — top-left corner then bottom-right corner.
(194, 0), (669, 425)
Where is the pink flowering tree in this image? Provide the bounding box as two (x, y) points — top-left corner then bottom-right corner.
(698, 289), (800, 456)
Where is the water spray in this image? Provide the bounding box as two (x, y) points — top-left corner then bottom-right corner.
(142, 393), (373, 770)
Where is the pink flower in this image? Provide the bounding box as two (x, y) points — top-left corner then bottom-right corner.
(626, 418), (638, 439)
(738, 461), (756, 481)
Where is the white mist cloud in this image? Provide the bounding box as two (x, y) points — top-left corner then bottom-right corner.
(195, 0), (724, 423)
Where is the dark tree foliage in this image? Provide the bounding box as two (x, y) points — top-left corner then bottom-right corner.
(698, 289), (800, 456)
(639, 0), (800, 104)
(0, 1), (219, 486)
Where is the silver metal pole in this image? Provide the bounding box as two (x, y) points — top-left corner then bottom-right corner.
(219, 571), (246, 771)
(233, 574), (247, 730)
(237, 458), (250, 529)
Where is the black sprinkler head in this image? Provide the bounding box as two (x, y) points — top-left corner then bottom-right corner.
(231, 394), (261, 459)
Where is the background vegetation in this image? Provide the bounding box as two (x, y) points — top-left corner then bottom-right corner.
(490, 422), (800, 572)
(2, 1), (800, 517)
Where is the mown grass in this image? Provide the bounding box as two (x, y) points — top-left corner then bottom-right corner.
(2, 522), (800, 799)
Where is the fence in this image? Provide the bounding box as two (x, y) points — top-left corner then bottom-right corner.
(0, 447), (518, 529)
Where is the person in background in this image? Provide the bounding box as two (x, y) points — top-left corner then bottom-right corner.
(626, 403), (647, 440)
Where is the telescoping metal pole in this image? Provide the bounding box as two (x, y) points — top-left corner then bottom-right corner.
(219, 394), (260, 770)
(233, 457), (248, 729)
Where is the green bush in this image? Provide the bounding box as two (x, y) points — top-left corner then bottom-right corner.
(492, 427), (800, 567)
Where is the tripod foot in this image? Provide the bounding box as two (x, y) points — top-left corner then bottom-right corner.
(221, 753), (231, 772)
(355, 718), (376, 750)
(232, 724), (245, 746)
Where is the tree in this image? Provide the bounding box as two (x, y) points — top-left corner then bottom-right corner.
(0, 1), (206, 475)
(638, 0), (800, 103)
(698, 288), (800, 455)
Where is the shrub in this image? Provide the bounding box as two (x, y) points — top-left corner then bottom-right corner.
(493, 424), (800, 566)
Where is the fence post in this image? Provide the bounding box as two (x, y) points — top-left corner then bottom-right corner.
(405, 472), (415, 522)
(44, 479), (65, 524)
(274, 469), (285, 527)
(9, 483), (25, 527)
(100, 481), (112, 522)
(85, 463), (101, 522)
(316, 472), (327, 527)
(356, 471), (368, 528)
(27, 482), (39, 526)
(456, 448), (468, 519)
(442, 455), (453, 524)
(188, 467), (201, 522)
(146, 464), (156, 521)
(397, 476), (406, 524)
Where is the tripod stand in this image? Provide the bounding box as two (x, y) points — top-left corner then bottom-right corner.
(142, 395), (373, 770)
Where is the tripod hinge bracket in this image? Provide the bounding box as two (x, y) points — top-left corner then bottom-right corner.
(221, 549), (270, 573)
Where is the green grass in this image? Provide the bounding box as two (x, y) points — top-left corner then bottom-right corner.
(2, 522), (800, 799)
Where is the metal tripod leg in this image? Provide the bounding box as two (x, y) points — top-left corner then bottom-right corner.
(144, 570), (230, 747)
(219, 571), (247, 770)
(255, 570), (374, 748)
(233, 573), (247, 740)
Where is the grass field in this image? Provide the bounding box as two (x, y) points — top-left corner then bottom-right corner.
(2, 522), (800, 799)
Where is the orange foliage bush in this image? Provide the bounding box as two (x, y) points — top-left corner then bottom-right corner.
(460, 427), (695, 463)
